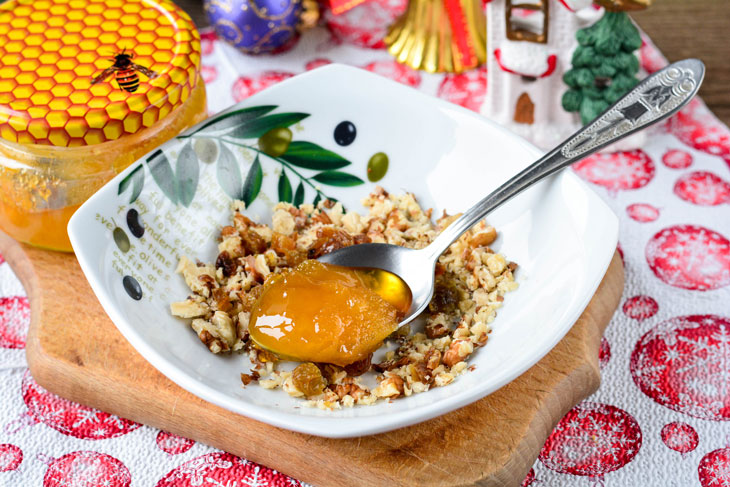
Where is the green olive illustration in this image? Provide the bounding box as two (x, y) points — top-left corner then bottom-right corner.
(258, 127), (292, 157)
(193, 138), (219, 163)
(113, 227), (130, 253)
(367, 152), (389, 182)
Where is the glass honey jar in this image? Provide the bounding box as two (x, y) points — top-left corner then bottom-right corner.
(0, 0), (207, 252)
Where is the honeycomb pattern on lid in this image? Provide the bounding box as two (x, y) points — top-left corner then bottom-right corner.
(0, 0), (201, 147)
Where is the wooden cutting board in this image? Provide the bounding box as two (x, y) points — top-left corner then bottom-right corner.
(1, 230), (624, 487)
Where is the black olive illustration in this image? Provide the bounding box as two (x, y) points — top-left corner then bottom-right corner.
(333, 121), (356, 146)
(113, 227), (130, 253)
(126, 208), (144, 238)
(122, 275), (143, 301)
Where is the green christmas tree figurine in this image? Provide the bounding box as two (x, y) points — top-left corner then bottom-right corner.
(562, 10), (643, 124)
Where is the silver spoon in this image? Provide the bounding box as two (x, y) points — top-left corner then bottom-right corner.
(319, 59), (704, 327)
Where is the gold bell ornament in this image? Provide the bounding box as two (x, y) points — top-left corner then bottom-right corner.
(384, 0), (486, 73)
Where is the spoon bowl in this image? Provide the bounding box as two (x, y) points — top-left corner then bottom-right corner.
(318, 243), (436, 326)
(319, 59), (705, 329)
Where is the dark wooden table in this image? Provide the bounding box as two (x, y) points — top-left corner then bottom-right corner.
(179, 0), (730, 124)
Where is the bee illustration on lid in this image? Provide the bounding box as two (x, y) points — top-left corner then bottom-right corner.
(91, 49), (158, 93)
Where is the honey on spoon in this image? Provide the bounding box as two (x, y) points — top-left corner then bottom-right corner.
(248, 259), (412, 366)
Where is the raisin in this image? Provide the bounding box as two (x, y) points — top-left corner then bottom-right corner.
(234, 213), (254, 231)
(344, 354), (372, 377)
(271, 232), (297, 255)
(239, 285), (263, 313)
(292, 362), (327, 397)
(312, 211), (332, 225)
(255, 347), (278, 364)
(215, 251), (236, 277)
(212, 288), (232, 312)
(242, 230), (267, 255)
(373, 356), (409, 372)
(315, 363), (343, 382)
(353, 233), (372, 245)
(220, 226), (237, 239)
(284, 249), (307, 267)
(307, 227), (354, 259)
(428, 277), (464, 315)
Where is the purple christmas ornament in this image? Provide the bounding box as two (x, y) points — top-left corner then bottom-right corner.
(204, 0), (303, 54)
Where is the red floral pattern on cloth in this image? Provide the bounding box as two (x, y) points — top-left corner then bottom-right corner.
(323, 0), (407, 49)
(43, 451), (131, 487)
(361, 60), (422, 87)
(699, 448), (730, 487)
(662, 148), (694, 169)
(155, 452), (301, 487)
(538, 402), (642, 478)
(156, 431), (195, 456)
(598, 337), (611, 370)
(626, 202), (660, 222)
(631, 315), (730, 421)
(437, 67), (487, 112)
(232, 71), (296, 103)
(0, 444), (22, 472)
(0, 26), (728, 487)
(0, 296), (29, 349)
(674, 171), (730, 206)
(661, 422), (699, 456)
(12, 370), (141, 440)
(667, 98), (730, 169)
(646, 225), (730, 291)
(571, 149), (655, 195)
(622, 295), (658, 321)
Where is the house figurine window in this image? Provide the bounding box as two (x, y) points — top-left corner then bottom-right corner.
(505, 0), (549, 44)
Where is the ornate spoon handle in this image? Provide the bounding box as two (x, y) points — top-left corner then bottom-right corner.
(428, 59), (705, 257)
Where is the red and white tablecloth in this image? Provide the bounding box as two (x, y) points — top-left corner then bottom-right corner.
(1, 6), (730, 486)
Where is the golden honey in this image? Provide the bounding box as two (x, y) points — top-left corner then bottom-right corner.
(249, 260), (412, 366)
(0, 0), (206, 251)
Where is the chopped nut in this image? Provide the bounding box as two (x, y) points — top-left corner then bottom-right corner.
(443, 339), (474, 368)
(170, 299), (208, 318)
(272, 209), (296, 235)
(426, 313), (450, 338)
(425, 349), (441, 370)
(192, 319), (230, 353)
(373, 375), (404, 398)
(240, 372), (259, 386)
(469, 226), (497, 247)
(373, 356), (409, 373)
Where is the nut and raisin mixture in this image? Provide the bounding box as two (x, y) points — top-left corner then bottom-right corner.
(171, 187), (518, 409)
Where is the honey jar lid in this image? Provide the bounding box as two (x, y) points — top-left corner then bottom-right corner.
(0, 0), (201, 147)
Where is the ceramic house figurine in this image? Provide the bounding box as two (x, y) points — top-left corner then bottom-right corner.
(481, 0), (651, 150)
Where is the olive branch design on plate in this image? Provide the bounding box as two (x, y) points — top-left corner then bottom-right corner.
(117, 105), (365, 207)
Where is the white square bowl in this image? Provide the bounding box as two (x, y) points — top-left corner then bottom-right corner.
(68, 64), (618, 438)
